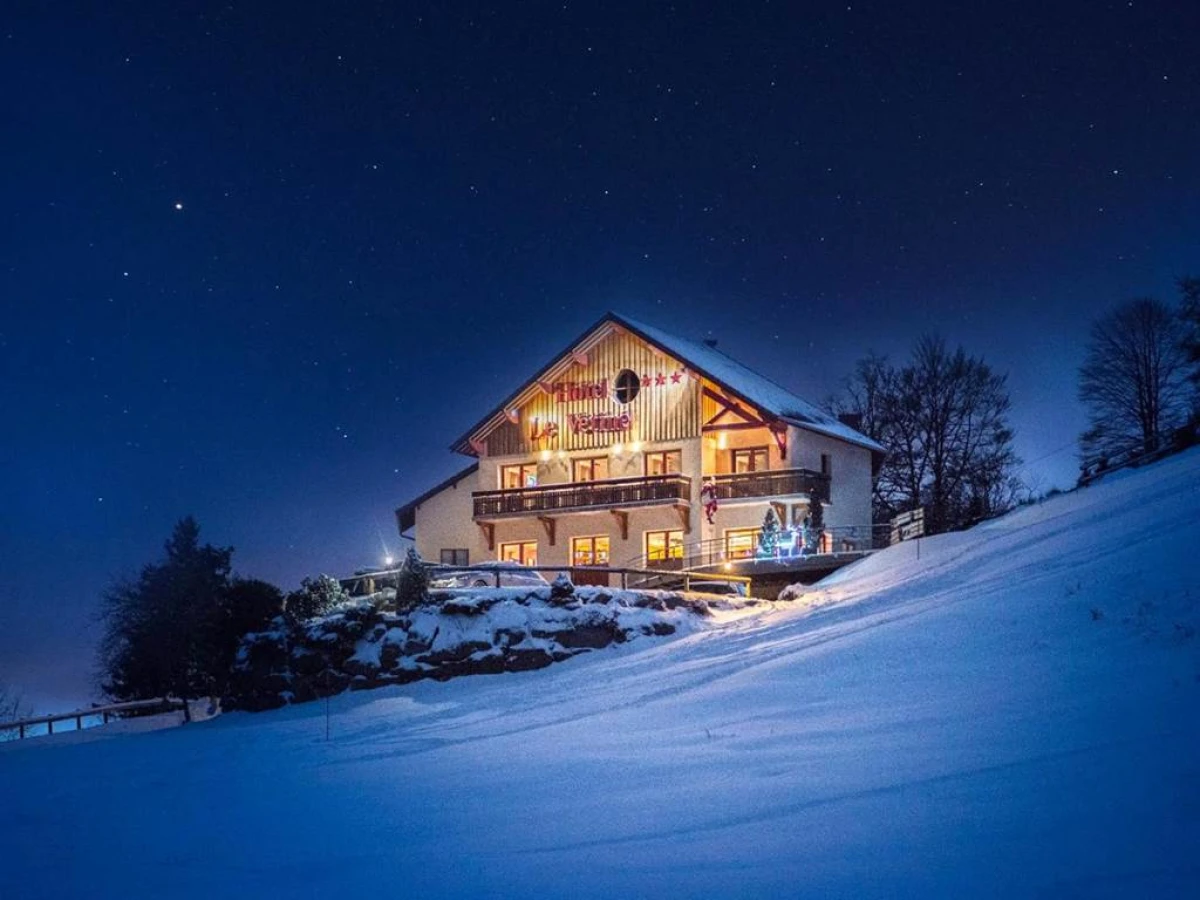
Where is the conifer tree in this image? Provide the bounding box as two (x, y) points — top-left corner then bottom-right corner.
(396, 547), (429, 611)
(757, 508), (781, 557)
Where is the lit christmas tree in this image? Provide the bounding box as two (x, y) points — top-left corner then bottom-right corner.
(758, 507), (781, 557)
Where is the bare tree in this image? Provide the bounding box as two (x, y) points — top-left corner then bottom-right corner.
(840, 337), (1019, 532)
(1, 677), (31, 723)
(1078, 297), (1191, 462)
(1180, 276), (1200, 393)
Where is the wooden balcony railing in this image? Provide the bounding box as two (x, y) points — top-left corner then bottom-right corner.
(474, 473), (692, 519)
(710, 468), (830, 503)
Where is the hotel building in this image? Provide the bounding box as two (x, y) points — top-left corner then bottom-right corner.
(396, 313), (884, 579)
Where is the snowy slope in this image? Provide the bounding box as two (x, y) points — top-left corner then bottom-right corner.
(3, 451), (1198, 899)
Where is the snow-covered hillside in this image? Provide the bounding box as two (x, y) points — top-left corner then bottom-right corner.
(3, 451), (1198, 899)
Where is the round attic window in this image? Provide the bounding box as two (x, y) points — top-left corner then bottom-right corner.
(613, 368), (640, 404)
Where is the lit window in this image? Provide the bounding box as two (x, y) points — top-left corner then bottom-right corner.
(571, 535), (610, 566)
(501, 463), (538, 489)
(724, 528), (761, 559)
(645, 530), (684, 562)
(499, 541), (537, 566)
(732, 447), (769, 473)
(644, 450), (682, 476)
(572, 456), (610, 482)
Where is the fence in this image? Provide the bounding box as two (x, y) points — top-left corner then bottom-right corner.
(0, 697), (188, 741)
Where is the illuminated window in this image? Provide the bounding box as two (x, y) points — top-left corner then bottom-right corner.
(724, 528), (761, 559)
(644, 449), (682, 476)
(572, 456), (610, 482)
(501, 463), (538, 489)
(732, 447), (769, 473)
(645, 530), (684, 562)
(440, 549), (469, 566)
(571, 535), (610, 566)
(499, 541), (538, 566)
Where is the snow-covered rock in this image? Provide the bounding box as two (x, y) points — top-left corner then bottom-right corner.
(226, 583), (738, 711)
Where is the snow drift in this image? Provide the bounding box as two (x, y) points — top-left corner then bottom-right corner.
(2, 449), (1197, 898)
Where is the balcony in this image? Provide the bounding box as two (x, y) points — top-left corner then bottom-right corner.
(710, 468), (830, 503)
(473, 473), (692, 519)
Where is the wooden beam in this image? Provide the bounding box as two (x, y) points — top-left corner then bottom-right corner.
(477, 522), (495, 552)
(770, 501), (787, 526)
(538, 516), (557, 546)
(610, 509), (629, 541)
(702, 386), (765, 426)
(702, 422), (770, 432)
(770, 423), (788, 460)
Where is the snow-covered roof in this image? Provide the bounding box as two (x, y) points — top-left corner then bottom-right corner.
(451, 311), (884, 456)
(612, 313), (886, 453)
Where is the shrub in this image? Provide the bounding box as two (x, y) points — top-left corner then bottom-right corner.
(286, 575), (349, 621)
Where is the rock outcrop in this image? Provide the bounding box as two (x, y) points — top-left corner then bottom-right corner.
(226, 582), (721, 712)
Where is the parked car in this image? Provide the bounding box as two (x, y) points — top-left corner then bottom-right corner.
(686, 579), (748, 597)
(427, 563), (549, 590)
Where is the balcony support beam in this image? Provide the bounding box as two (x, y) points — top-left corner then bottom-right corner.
(537, 516), (557, 546)
(770, 422), (788, 460)
(478, 522), (495, 552)
(673, 503), (692, 535)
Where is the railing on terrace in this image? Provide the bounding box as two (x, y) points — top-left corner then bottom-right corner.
(625, 524), (892, 571)
(473, 473), (691, 518)
(710, 468), (830, 503)
(345, 563), (751, 594)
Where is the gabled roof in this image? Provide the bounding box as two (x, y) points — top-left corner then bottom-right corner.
(451, 312), (885, 456)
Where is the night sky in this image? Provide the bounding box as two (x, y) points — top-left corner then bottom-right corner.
(3, 1), (1198, 711)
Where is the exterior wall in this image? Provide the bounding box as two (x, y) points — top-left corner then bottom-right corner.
(488, 503), (692, 570)
(427, 435), (704, 566)
(411, 475), (486, 565)
(700, 424), (786, 475)
(789, 426), (874, 528)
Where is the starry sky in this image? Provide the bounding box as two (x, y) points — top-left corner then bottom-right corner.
(3, 1), (1198, 711)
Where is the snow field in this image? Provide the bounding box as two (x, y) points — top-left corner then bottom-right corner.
(2, 450), (1197, 898)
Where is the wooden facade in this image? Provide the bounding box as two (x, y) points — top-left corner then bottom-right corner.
(480, 325), (702, 457)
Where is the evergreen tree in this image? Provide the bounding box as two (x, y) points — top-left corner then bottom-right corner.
(757, 508), (781, 556)
(395, 547), (429, 611)
(207, 578), (284, 692)
(808, 499), (825, 552)
(99, 517), (233, 704)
